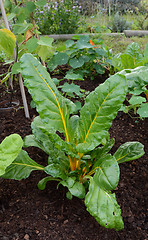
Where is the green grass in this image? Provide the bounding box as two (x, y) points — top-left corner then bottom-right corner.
(99, 35), (148, 54)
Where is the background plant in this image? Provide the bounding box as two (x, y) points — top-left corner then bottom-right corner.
(119, 66), (148, 118)
(48, 35), (111, 81)
(34, 0), (81, 35)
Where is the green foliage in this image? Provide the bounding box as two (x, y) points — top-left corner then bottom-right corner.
(112, 42), (148, 71)
(0, 28), (16, 56)
(0, 134), (23, 176)
(109, 12), (131, 32)
(1, 53), (145, 231)
(112, 41), (148, 119)
(119, 66), (148, 118)
(48, 35), (111, 81)
(34, 0), (81, 34)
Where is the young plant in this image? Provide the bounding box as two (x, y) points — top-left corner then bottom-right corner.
(1, 54), (145, 231)
(119, 66), (148, 118)
(48, 35), (111, 81)
(112, 42), (148, 71)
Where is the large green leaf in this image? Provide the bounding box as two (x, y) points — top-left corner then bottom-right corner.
(76, 74), (127, 153)
(20, 54), (76, 142)
(0, 29), (16, 56)
(0, 134), (23, 176)
(2, 150), (44, 180)
(85, 178), (124, 231)
(114, 142), (145, 164)
(93, 154), (119, 190)
(120, 53), (134, 69)
(119, 66), (148, 93)
(91, 138), (115, 160)
(60, 177), (85, 199)
(28, 116), (77, 159)
(137, 103), (148, 118)
(125, 42), (143, 64)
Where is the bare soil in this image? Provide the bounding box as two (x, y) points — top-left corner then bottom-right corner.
(0, 63), (148, 240)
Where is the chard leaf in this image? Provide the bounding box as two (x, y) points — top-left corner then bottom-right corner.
(76, 74), (127, 153)
(44, 163), (67, 179)
(93, 154), (119, 190)
(85, 178), (124, 231)
(60, 177), (85, 199)
(137, 103), (148, 118)
(20, 54), (76, 142)
(91, 138), (115, 160)
(0, 134), (23, 176)
(29, 116), (77, 159)
(114, 142), (145, 164)
(38, 176), (60, 190)
(2, 150), (44, 180)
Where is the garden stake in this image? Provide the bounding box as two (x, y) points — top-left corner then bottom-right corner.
(0, 0), (30, 118)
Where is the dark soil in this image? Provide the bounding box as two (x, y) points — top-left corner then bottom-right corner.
(0, 63), (148, 240)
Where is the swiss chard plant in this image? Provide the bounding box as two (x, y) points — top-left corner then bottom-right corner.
(47, 35), (111, 81)
(119, 66), (148, 118)
(1, 54), (145, 231)
(112, 42), (148, 72)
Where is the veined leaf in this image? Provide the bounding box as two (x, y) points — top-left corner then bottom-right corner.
(2, 150), (44, 180)
(0, 134), (23, 176)
(76, 74), (127, 153)
(29, 116), (77, 159)
(93, 154), (119, 190)
(20, 53), (76, 142)
(85, 178), (124, 231)
(114, 142), (145, 164)
(0, 29), (16, 56)
(91, 138), (115, 160)
(60, 177), (85, 199)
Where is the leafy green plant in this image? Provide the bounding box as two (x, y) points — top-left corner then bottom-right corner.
(119, 66), (148, 118)
(1, 53), (145, 231)
(109, 12), (131, 33)
(112, 42), (148, 71)
(34, 0), (81, 34)
(48, 35), (111, 81)
(112, 41), (148, 119)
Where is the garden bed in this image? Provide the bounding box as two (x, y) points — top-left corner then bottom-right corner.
(0, 63), (148, 240)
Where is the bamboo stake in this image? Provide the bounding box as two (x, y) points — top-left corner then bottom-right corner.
(0, 0), (30, 118)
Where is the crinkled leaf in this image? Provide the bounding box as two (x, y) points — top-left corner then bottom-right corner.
(91, 138), (115, 160)
(44, 163), (67, 179)
(20, 54), (76, 142)
(85, 178), (124, 231)
(0, 134), (23, 176)
(93, 154), (119, 190)
(76, 74), (127, 153)
(2, 150), (44, 180)
(114, 142), (145, 164)
(60, 177), (85, 199)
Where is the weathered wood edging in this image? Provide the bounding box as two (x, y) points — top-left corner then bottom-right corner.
(45, 31), (148, 40)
